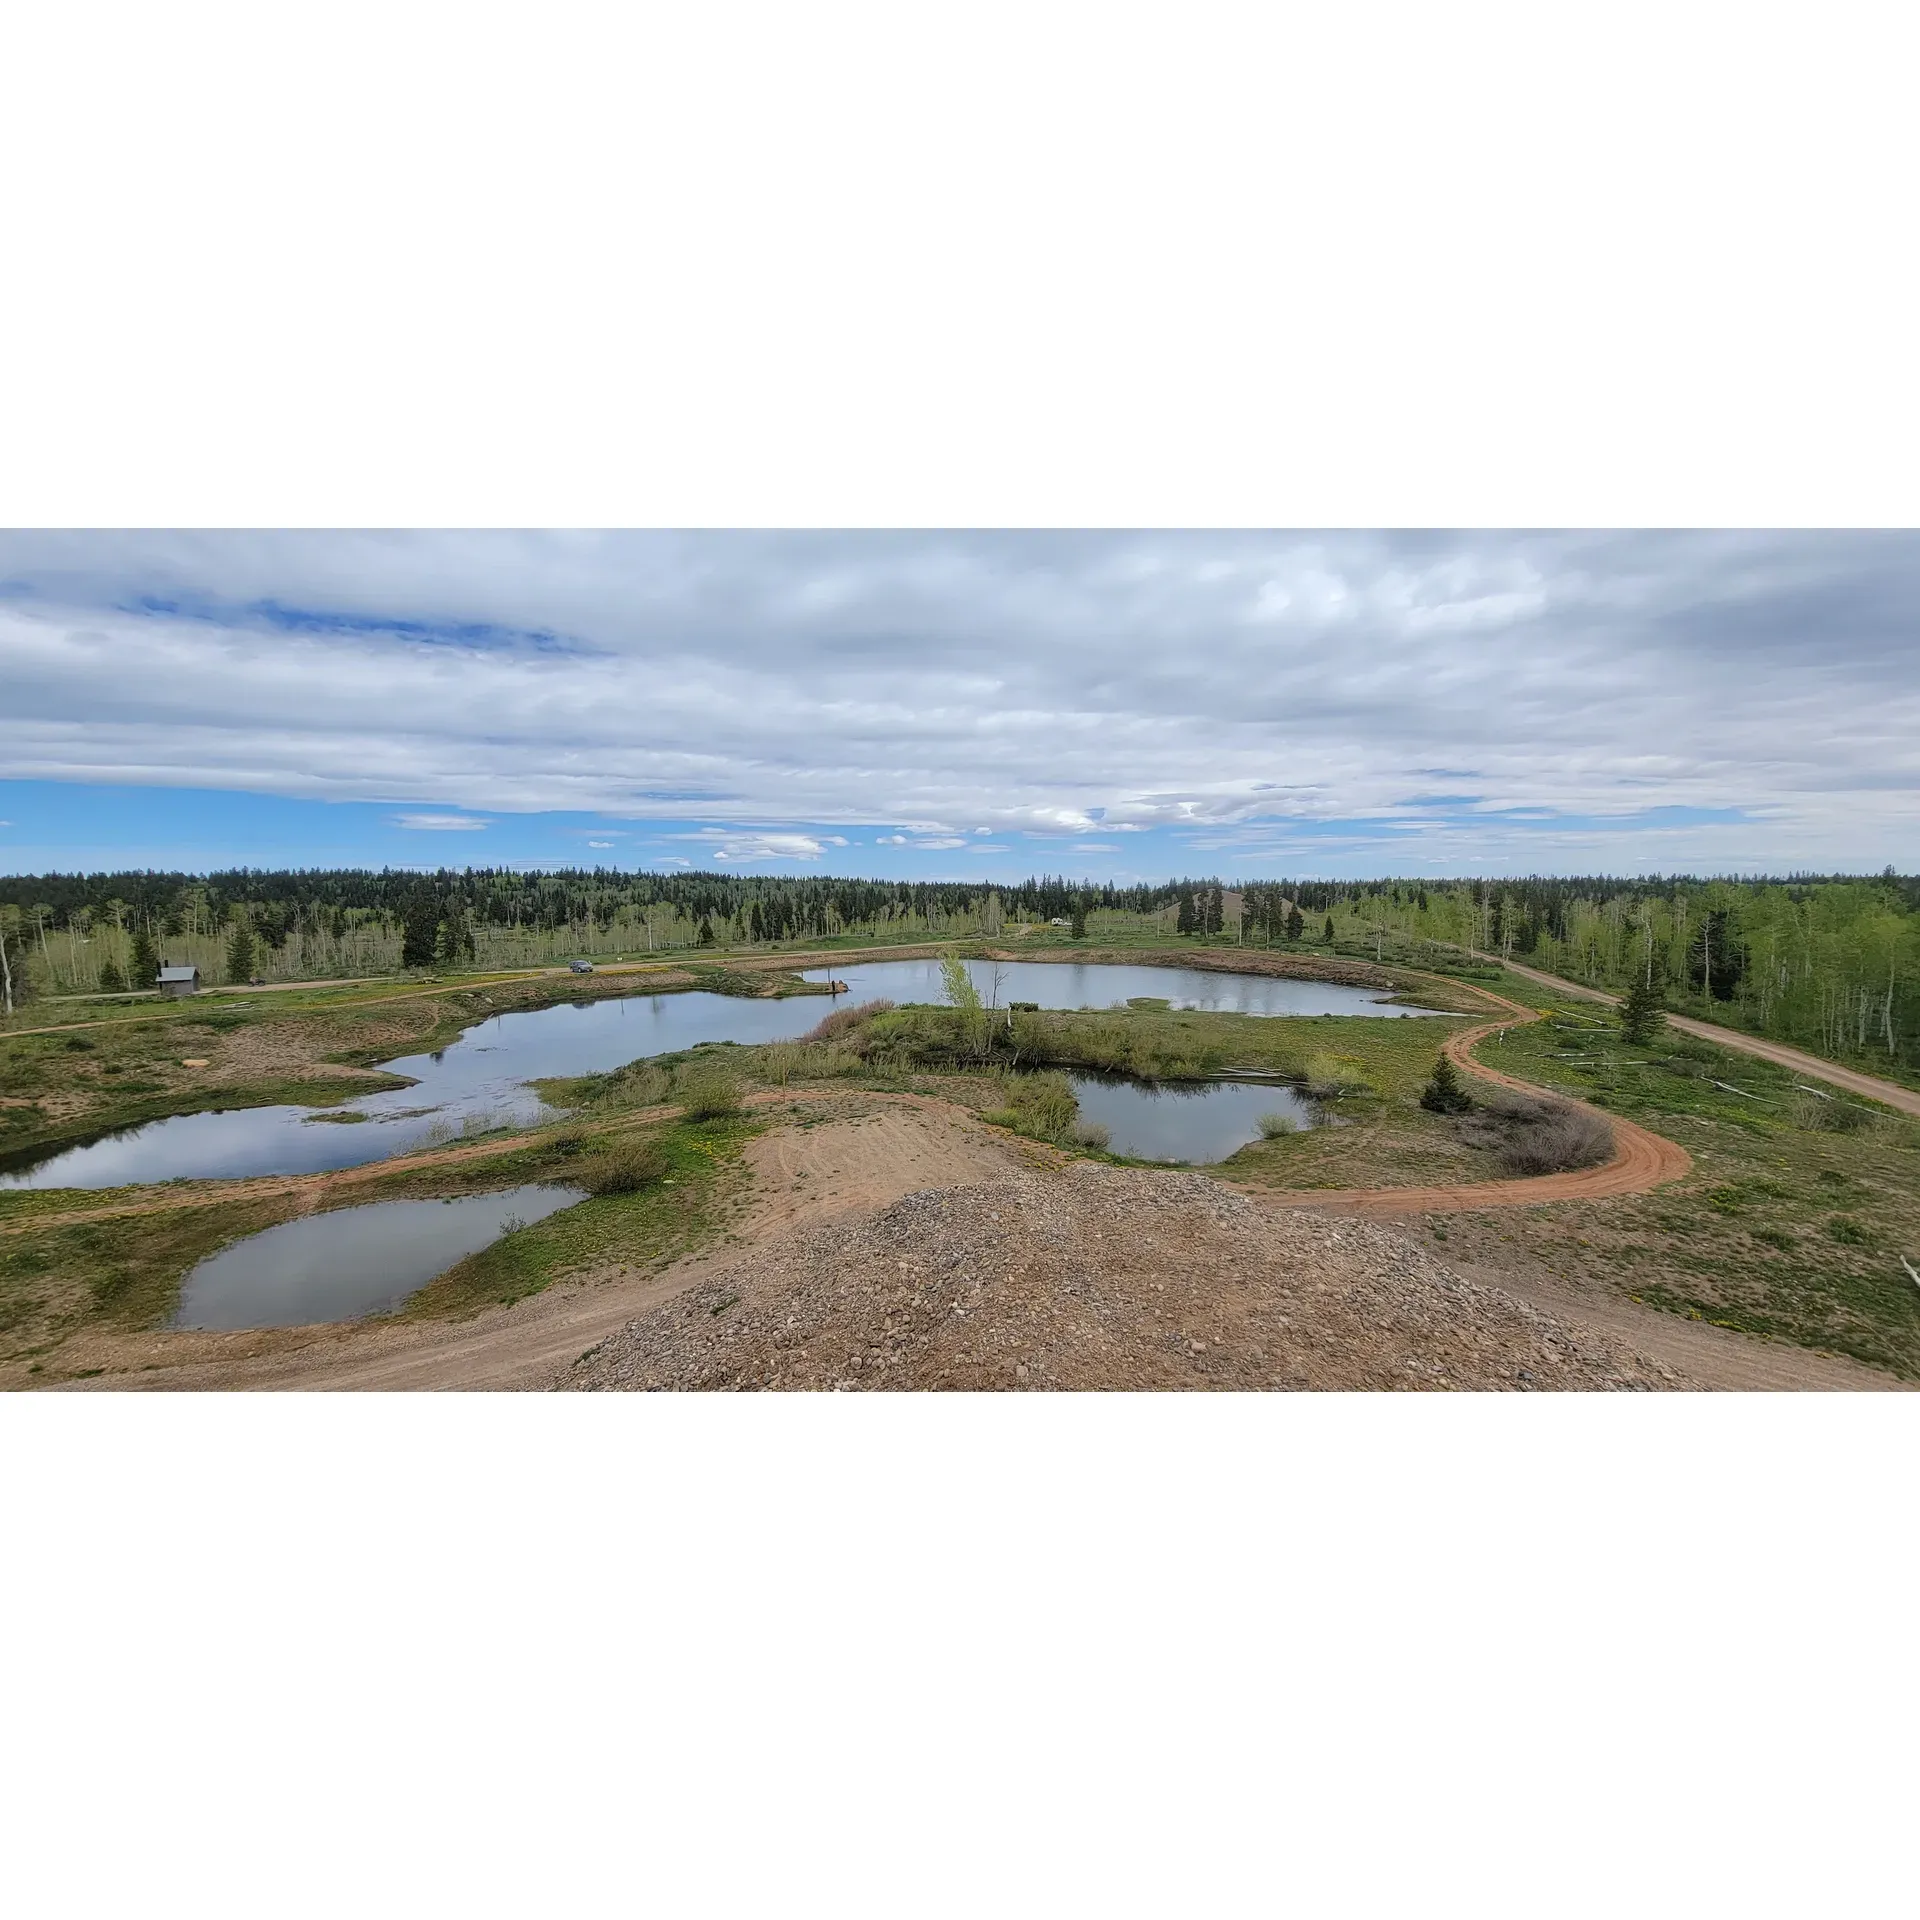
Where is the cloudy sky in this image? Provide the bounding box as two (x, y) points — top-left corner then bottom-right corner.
(0, 529), (1912, 880)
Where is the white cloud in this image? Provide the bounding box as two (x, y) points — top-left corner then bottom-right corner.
(687, 830), (850, 864)
(394, 812), (487, 831)
(587, 840), (614, 848)
(1, 530), (1915, 871)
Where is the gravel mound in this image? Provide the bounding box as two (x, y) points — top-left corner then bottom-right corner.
(565, 1161), (1692, 1391)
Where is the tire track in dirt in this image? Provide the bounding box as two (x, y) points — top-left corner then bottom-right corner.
(1263, 987), (1692, 1219)
(1487, 955), (1920, 1118)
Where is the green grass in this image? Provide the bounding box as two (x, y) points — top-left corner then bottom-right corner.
(0, 1192), (302, 1348)
(1466, 1006), (1920, 1375)
(393, 1115), (755, 1318)
(0, 1111), (755, 1372)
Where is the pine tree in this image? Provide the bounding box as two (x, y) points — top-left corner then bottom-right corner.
(401, 904), (438, 970)
(1286, 904), (1304, 942)
(1070, 896), (1087, 939)
(1419, 1053), (1474, 1114)
(225, 922), (257, 983)
(1323, 915), (1336, 944)
(130, 926), (157, 988)
(1620, 975), (1667, 1045)
(98, 958), (127, 993)
(1176, 893), (1196, 936)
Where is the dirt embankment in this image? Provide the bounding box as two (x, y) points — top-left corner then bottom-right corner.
(568, 1158), (1695, 1392)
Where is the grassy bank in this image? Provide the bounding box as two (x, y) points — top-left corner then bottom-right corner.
(0, 960), (834, 1166)
(0, 1108), (753, 1380)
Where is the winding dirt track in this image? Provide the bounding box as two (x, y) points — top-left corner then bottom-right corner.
(1281, 990), (1693, 1218)
(1487, 956), (1920, 1118)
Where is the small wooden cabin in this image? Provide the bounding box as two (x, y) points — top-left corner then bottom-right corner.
(158, 965), (200, 998)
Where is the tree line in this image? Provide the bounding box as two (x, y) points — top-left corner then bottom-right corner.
(2, 865), (1913, 1071)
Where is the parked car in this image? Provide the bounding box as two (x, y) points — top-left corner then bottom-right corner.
(569, 959), (594, 974)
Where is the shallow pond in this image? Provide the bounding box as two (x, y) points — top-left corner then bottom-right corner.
(171, 1183), (587, 1329)
(3, 959), (1439, 1189)
(0, 986), (855, 1190)
(809, 957), (1439, 1019)
(1069, 1074), (1318, 1164)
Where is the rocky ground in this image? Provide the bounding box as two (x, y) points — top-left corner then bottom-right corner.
(567, 1159), (1694, 1392)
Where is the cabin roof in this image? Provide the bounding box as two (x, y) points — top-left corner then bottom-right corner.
(158, 966), (200, 981)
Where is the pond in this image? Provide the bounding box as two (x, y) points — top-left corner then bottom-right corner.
(3, 959), (1441, 1189)
(0, 986), (854, 1190)
(808, 957), (1440, 1019)
(171, 1183), (587, 1329)
(1069, 1074), (1318, 1164)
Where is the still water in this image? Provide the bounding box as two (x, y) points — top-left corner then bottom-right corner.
(4, 960), (1436, 1190)
(808, 958), (1437, 1019)
(0, 986), (856, 1190)
(171, 1183), (587, 1329)
(1069, 1074), (1318, 1164)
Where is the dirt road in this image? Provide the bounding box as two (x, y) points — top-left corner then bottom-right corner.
(1487, 955), (1920, 1118)
(52, 1100), (1037, 1391)
(1284, 996), (1692, 1218)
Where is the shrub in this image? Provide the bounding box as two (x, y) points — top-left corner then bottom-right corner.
(801, 998), (893, 1045)
(1256, 1110), (1298, 1139)
(585, 1138), (669, 1194)
(677, 1071), (743, 1120)
(1826, 1215), (1870, 1246)
(985, 1071), (1083, 1144)
(1790, 1089), (1875, 1133)
(1069, 1120), (1111, 1151)
(1460, 1093), (1614, 1175)
(759, 1042), (804, 1088)
(1305, 1052), (1376, 1098)
(1010, 1072), (1080, 1143)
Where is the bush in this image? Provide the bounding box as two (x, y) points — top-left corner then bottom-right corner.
(1256, 1110), (1298, 1139)
(1460, 1093), (1614, 1176)
(1009, 1072), (1080, 1143)
(985, 1071), (1082, 1145)
(801, 998), (893, 1045)
(677, 1071), (743, 1120)
(1304, 1052), (1376, 1098)
(1069, 1120), (1111, 1151)
(1790, 1089), (1874, 1133)
(585, 1139), (669, 1194)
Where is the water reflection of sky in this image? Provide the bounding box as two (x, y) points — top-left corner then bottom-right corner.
(1069, 1075), (1318, 1164)
(3, 960), (1446, 1189)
